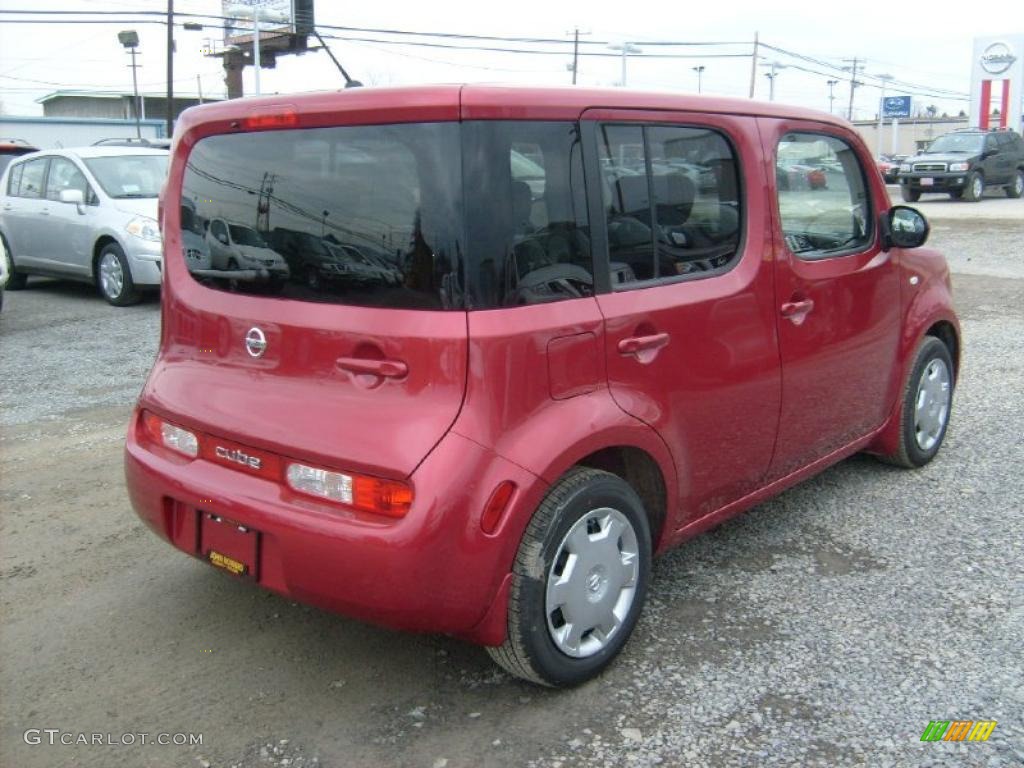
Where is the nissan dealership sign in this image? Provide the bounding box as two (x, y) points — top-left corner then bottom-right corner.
(969, 35), (1023, 133)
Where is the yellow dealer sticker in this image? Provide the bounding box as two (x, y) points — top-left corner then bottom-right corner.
(208, 551), (246, 576)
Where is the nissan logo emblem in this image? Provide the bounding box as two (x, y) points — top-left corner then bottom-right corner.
(980, 42), (1017, 75)
(245, 327), (267, 358)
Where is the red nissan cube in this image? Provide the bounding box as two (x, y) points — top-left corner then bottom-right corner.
(125, 85), (959, 686)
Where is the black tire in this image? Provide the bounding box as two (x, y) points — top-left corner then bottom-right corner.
(963, 171), (983, 202)
(900, 186), (920, 203)
(487, 467), (652, 687)
(96, 242), (141, 306)
(949, 189), (963, 200)
(1007, 169), (1024, 199)
(880, 336), (955, 468)
(1, 233), (28, 290)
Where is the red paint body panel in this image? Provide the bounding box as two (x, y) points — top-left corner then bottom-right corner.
(758, 117), (902, 478)
(125, 84), (959, 645)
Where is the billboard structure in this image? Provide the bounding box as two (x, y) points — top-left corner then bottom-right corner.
(209, 1), (316, 97)
(968, 35), (1023, 133)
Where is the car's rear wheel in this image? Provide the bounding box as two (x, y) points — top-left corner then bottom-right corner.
(487, 467), (651, 687)
(1007, 169), (1024, 199)
(963, 171), (984, 202)
(97, 243), (141, 306)
(900, 186), (920, 203)
(1, 233), (28, 290)
(880, 336), (954, 468)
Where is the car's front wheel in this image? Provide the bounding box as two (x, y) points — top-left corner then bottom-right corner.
(900, 186), (921, 203)
(97, 243), (141, 306)
(880, 336), (954, 468)
(488, 468), (652, 687)
(1007, 169), (1024, 199)
(1, 233), (28, 290)
(963, 171), (984, 202)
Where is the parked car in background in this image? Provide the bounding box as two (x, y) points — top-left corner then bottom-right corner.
(0, 146), (168, 305)
(0, 138), (38, 178)
(94, 137), (173, 150)
(0, 230), (9, 312)
(877, 155), (903, 184)
(899, 128), (1024, 202)
(126, 85), (959, 688)
(205, 217), (290, 286)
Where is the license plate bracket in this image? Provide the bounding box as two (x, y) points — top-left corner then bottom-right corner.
(920, 177), (934, 186)
(201, 512), (259, 579)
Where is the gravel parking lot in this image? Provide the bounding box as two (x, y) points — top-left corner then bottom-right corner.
(1, 199), (1022, 768)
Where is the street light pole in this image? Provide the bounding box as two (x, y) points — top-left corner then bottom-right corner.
(118, 30), (142, 139)
(827, 79), (838, 114)
(760, 61), (785, 101)
(607, 42), (641, 87)
(692, 65), (705, 94)
(876, 73), (893, 159)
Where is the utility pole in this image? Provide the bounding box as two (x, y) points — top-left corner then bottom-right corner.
(748, 31), (759, 98)
(842, 57), (862, 121)
(827, 79), (838, 113)
(692, 65), (705, 94)
(166, 0), (173, 137)
(566, 28), (590, 85)
(571, 28), (580, 84)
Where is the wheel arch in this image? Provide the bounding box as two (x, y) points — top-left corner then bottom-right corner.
(91, 235), (121, 278)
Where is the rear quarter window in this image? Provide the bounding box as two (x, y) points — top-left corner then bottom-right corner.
(180, 123), (463, 310)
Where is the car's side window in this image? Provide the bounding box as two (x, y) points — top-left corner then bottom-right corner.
(45, 158), (95, 204)
(462, 121), (593, 308)
(7, 163), (24, 197)
(597, 123), (743, 287)
(15, 158), (47, 199)
(210, 219), (228, 243)
(776, 133), (872, 260)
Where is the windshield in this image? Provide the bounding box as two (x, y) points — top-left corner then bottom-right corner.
(228, 225), (267, 248)
(83, 153), (168, 198)
(926, 134), (984, 154)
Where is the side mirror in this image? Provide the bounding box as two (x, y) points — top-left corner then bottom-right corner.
(59, 189), (85, 205)
(216, 233), (228, 245)
(881, 205), (929, 250)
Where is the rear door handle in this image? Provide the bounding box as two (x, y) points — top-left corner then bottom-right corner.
(780, 299), (815, 323)
(618, 332), (670, 358)
(336, 356), (408, 379)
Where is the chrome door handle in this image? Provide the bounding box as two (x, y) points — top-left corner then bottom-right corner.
(781, 299), (815, 325)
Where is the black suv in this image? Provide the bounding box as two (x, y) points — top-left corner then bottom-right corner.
(899, 128), (1024, 202)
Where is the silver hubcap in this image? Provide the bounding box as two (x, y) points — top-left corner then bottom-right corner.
(914, 358), (951, 451)
(1015, 174), (1023, 195)
(972, 176), (983, 198)
(545, 507), (639, 658)
(99, 252), (124, 298)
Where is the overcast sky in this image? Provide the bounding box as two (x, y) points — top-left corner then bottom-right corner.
(0, 0), (1020, 121)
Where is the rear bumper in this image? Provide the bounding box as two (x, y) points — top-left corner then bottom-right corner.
(124, 409), (546, 643)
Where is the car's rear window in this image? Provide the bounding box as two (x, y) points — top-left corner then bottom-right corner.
(181, 123), (463, 310)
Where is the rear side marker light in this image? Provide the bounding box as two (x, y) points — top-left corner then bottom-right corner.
(481, 481), (517, 534)
(143, 412), (198, 458)
(286, 462), (413, 518)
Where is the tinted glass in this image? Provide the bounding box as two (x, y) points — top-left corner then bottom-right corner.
(463, 121), (592, 308)
(6, 163), (23, 196)
(16, 158), (47, 199)
(598, 124), (742, 287)
(181, 123), (463, 309)
(82, 154), (168, 198)
(776, 133), (872, 259)
(926, 133), (983, 154)
(45, 157), (93, 202)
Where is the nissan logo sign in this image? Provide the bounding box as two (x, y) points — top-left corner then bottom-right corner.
(980, 41), (1017, 75)
(245, 327), (267, 358)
